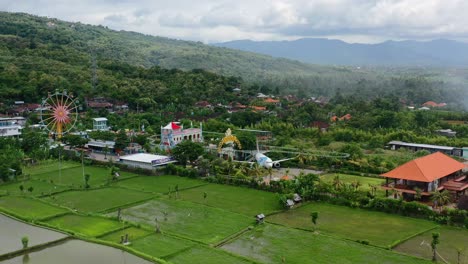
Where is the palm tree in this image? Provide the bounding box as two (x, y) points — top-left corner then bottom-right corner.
(351, 180), (362, 191)
(297, 152), (307, 167)
(332, 175), (343, 191)
(432, 190), (451, 209)
(368, 184), (378, 197)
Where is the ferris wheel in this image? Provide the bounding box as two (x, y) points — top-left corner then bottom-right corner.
(40, 90), (79, 139)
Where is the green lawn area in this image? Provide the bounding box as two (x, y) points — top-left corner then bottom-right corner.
(43, 187), (154, 213)
(179, 183), (281, 216)
(166, 245), (256, 264)
(394, 226), (468, 263)
(44, 214), (124, 237)
(320, 173), (386, 196)
(111, 198), (253, 244)
(31, 166), (138, 188)
(222, 223), (430, 264)
(0, 180), (70, 197)
(115, 175), (206, 194)
(131, 233), (195, 259)
(267, 202), (437, 248)
(23, 160), (81, 176)
(98, 227), (152, 243)
(0, 196), (68, 220)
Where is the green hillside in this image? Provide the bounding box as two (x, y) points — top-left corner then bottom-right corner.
(1, 11), (467, 107)
(0, 12), (333, 81)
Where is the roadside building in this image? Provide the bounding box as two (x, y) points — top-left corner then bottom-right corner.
(85, 140), (115, 153)
(119, 153), (176, 170)
(0, 118), (22, 137)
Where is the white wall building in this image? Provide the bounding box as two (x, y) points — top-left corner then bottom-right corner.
(119, 153), (176, 170)
(0, 118), (23, 137)
(93, 117), (109, 131)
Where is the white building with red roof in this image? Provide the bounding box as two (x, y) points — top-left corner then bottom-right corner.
(160, 122), (203, 151)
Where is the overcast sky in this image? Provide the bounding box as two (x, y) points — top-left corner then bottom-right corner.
(2, 0), (467, 43)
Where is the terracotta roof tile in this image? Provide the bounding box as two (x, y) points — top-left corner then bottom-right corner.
(381, 152), (464, 182)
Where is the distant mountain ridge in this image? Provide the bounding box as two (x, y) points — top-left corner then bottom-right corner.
(213, 38), (468, 67)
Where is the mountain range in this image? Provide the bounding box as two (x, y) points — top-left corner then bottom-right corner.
(213, 38), (468, 67)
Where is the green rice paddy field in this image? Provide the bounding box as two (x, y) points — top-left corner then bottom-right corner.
(2, 161), (462, 263)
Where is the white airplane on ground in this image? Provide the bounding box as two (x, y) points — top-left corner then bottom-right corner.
(241, 141), (295, 169)
(254, 152), (294, 169)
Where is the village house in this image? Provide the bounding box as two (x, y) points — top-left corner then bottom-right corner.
(381, 152), (468, 200)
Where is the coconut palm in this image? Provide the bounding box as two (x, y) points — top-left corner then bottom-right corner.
(332, 175), (343, 191)
(432, 190), (451, 209)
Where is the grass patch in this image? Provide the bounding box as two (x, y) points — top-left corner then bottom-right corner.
(131, 233), (195, 259)
(166, 245), (255, 264)
(222, 223), (429, 264)
(23, 160), (80, 176)
(31, 166), (137, 188)
(179, 183), (280, 216)
(394, 226), (468, 263)
(115, 175), (206, 193)
(319, 173), (386, 196)
(111, 198), (253, 244)
(43, 187), (154, 213)
(267, 202), (437, 248)
(0, 180), (70, 197)
(99, 227), (152, 243)
(44, 214), (124, 237)
(0, 196), (68, 220)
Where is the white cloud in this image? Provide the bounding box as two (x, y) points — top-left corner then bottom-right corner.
(1, 0), (468, 43)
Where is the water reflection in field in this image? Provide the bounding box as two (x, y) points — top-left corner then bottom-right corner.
(2, 240), (153, 264)
(0, 214), (67, 255)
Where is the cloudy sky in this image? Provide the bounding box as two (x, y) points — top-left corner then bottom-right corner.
(1, 0), (467, 43)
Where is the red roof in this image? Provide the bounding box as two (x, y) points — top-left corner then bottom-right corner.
(251, 106), (266, 111)
(264, 98), (280, 103)
(381, 152), (464, 182)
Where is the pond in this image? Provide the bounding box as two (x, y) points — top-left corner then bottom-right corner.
(0, 214), (67, 255)
(3, 239), (154, 264)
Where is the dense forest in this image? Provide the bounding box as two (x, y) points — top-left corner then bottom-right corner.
(1, 12), (468, 107)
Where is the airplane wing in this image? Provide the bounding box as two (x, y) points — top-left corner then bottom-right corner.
(231, 160), (256, 165)
(272, 157), (296, 163)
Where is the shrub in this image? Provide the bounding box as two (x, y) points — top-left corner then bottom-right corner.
(21, 236), (28, 248)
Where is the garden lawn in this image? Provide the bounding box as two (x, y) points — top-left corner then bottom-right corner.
(0, 180), (70, 197)
(394, 226), (468, 263)
(115, 175), (206, 194)
(23, 161), (80, 176)
(179, 183), (280, 216)
(165, 245), (256, 264)
(222, 223), (430, 264)
(267, 202), (437, 248)
(320, 173), (385, 192)
(31, 166), (138, 188)
(111, 198), (253, 244)
(44, 214), (124, 237)
(43, 187), (154, 213)
(99, 227), (152, 243)
(131, 233), (195, 259)
(0, 196), (68, 220)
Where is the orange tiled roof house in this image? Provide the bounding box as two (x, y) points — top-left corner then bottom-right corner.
(380, 152), (468, 200)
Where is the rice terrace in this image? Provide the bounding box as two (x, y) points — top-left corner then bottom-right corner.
(1, 161), (466, 263)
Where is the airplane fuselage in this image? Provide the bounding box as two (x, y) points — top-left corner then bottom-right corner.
(255, 152), (274, 168)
